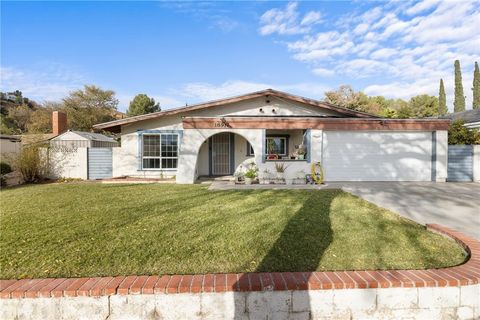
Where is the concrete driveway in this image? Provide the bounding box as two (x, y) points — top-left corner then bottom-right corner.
(336, 182), (480, 239)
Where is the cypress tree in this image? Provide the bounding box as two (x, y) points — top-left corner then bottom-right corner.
(473, 61), (480, 109)
(454, 60), (465, 112)
(438, 79), (447, 115)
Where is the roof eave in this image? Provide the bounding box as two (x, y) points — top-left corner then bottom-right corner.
(92, 89), (378, 131)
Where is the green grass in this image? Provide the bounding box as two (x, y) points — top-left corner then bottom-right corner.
(0, 183), (466, 279)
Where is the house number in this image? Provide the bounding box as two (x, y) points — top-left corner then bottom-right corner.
(213, 120), (229, 128)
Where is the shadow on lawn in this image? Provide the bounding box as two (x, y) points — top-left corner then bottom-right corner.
(233, 191), (334, 318)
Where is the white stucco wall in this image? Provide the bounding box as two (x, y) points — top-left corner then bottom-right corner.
(188, 96), (343, 117)
(48, 147), (88, 180)
(474, 145), (480, 182)
(177, 129), (264, 183)
(197, 134), (264, 177)
(197, 141), (209, 176)
(435, 130), (448, 182)
(234, 134), (255, 173)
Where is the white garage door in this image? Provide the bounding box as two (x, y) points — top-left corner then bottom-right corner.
(322, 131), (433, 181)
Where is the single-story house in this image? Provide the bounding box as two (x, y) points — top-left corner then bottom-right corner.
(440, 109), (480, 129)
(93, 89), (450, 183)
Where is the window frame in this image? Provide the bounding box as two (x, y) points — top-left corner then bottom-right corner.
(141, 133), (179, 171)
(246, 141), (255, 156)
(265, 136), (288, 156)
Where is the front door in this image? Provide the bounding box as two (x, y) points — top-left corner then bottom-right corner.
(211, 133), (232, 175)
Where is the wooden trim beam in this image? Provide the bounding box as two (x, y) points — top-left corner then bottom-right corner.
(182, 117), (451, 131)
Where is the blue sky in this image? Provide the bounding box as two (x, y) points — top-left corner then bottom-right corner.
(1, 1), (479, 112)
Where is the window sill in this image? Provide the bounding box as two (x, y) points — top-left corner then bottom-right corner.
(138, 169), (178, 171)
(265, 159), (308, 162)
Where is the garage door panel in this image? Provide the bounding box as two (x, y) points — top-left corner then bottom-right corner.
(323, 131), (432, 181)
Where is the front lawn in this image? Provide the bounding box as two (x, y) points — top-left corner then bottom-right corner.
(0, 183), (466, 279)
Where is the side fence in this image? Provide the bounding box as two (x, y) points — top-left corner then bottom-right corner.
(446, 145), (479, 182)
(48, 147), (113, 181)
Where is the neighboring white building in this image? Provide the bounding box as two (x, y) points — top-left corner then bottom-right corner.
(93, 89), (450, 183)
(0, 135), (21, 161)
(50, 130), (118, 148)
(440, 109), (480, 129)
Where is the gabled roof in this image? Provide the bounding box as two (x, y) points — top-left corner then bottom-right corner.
(51, 130), (116, 142)
(439, 109), (480, 124)
(93, 89), (377, 132)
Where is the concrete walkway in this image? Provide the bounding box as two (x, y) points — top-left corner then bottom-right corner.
(336, 182), (480, 239)
(208, 181), (338, 190)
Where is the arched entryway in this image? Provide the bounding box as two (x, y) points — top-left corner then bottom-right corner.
(196, 132), (256, 178)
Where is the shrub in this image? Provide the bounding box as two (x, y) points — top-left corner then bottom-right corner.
(0, 162), (12, 175)
(0, 176), (6, 187)
(11, 145), (51, 183)
(448, 119), (480, 145)
(244, 163), (258, 179)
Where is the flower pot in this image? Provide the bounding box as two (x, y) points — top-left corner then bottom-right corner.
(245, 177), (253, 185)
(297, 154), (305, 160)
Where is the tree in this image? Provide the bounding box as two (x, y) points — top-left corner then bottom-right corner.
(0, 115), (14, 134)
(127, 94), (160, 116)
(407, 95), (439, 118)
(324, 85), (415, 117)
(62, 85), (118, 131)
(26, 102), (61, 133)
(454, 60), (465, 112)
(325, 85), (361, 111)
(448, 119), (480, 145)
(473, 61), (480, 109)
(7, 105), (32, 133)
(397, 104), (414, 118)
(438, 79), (447, 115)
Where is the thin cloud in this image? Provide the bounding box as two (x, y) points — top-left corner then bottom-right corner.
(259, 2), (322, 36)
(173, 80), (330, 103)
(0, 64), (85, 102)
(259, 0), (480, 107)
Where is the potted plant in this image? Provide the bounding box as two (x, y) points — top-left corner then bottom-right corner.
(234, 171), (245, 184)
(296, 145), (307, 160)
(274, 162), (288, 183)
(244, 163), (258, 185)
(267, 139), (278, 160)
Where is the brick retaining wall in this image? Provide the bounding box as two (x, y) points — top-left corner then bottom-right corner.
(1, 224), (479, 319)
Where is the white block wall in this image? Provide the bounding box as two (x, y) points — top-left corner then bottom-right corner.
(2, 285), (478, 320)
